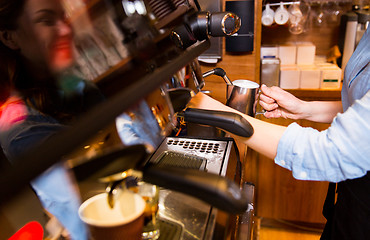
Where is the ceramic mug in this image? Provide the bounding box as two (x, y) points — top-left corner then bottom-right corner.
(79, 191), (146, 240)
(262, 4), (275, 26)
(274, 2), (290, 25)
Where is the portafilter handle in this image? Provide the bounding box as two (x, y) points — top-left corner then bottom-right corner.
(142, 164), (249, 214)
(71, 144), (250, 214)
(182, 108), (254, 138)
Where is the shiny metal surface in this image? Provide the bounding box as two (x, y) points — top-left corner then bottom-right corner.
(150, 137), (233, 176)
(150, 136), (234, 239)
(221, 13), (241, 35)
(226, 80), (259, 117)
(158, 189), (211, 240)
(236, 183), (255, 240)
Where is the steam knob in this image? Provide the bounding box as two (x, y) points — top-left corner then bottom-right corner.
(209, 12), (241, 36)
(170, 11), (241, 50)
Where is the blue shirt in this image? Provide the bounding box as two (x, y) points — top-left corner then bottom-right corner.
(115, 100), (163, 149)
(275, 27), (370, 182)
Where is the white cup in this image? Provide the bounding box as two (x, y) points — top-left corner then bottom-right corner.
(262, 4), (275, 26)
(79, 191), (146, 240)
(274, 2), (290, 25)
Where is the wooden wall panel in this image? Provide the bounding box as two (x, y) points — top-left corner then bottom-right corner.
(257, 155), (328, 223)
(255, 116), (330, 224)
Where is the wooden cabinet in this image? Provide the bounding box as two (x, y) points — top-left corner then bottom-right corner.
(255, 116), (329, 224)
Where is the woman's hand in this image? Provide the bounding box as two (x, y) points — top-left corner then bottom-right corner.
(259, 85), (342, 123)
(259, 84), (306, 120)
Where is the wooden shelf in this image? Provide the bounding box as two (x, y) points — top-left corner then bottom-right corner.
(286, 88), (342, 101)
(92, 56), (133, 84)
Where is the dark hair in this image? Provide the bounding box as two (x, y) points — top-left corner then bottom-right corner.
(0, 0), (26, 30)
(0, 0), (70, 120)
(0, 0), (26, 103)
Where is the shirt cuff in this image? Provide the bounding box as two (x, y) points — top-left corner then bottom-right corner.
(275, 123), (310, 180)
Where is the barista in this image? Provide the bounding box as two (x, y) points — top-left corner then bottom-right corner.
(189, 27), (369, 239)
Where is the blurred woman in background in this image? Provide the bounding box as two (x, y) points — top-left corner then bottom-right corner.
(0, 0), (103, 238)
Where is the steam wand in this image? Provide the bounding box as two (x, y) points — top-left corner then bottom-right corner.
(202, 67), (233, 85)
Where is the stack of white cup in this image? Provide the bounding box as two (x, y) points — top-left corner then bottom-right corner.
(262, 3), (290, 27)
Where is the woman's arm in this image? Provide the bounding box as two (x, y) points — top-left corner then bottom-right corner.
(259, 85), (343, 123)
(188, 91), (370, 182)
(300, 101), (343, 123)
(187, 92), (286, 159)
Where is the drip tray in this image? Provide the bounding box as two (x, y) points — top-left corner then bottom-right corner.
(154, 151), (207, 170)
(158, 218), (183, 240)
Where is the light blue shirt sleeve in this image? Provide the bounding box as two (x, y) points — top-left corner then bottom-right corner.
(275, 91), (370, 182)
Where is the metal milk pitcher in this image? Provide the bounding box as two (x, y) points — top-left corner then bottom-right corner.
(226, 80), (260, 117)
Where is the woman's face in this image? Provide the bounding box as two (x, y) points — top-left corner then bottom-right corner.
(13, 0), (74, 73)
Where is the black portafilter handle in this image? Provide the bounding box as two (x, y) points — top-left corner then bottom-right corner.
(183, 108), (254, 138)
(142, 164), (249, 214)
(71, 144), (250, 214)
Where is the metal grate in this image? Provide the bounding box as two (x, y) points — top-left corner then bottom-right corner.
(158, 218), (183, 240)
(155, 151), (206, 170)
